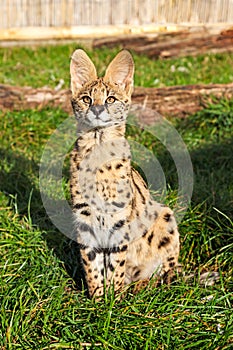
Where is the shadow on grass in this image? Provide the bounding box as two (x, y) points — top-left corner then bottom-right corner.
(159, 137), (233, 218)
(190, 139), (233, 216)
(0, 148), (85, 291)
(1, 134), (232, 281)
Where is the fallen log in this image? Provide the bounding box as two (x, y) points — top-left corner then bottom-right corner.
(93, 29), (233, 58)
(1, 83), (233, 124)
(0, 84), (72, 114)
(132, 83), (233, 122)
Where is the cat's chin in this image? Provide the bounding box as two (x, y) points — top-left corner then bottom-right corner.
(91, 115), (125, 126)
(86, 113), (123, 129)
(77, 120), (122, 133)
(88, 119), (113, 128)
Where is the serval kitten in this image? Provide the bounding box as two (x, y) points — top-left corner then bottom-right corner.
(70, 49), (180, 298)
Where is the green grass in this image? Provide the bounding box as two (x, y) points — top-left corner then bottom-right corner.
(0, 45), (233, 349)
(0, 44), (233, 88)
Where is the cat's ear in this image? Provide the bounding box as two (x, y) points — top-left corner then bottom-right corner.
(70, 49), (97, 95)
(104, 50), (134, 95)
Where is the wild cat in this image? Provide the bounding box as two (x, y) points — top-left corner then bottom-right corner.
(69, 49), (180, 298)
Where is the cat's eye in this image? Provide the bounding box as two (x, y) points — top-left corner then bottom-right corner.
(82, 96), (92, 105)
(106, 96), (116, 104)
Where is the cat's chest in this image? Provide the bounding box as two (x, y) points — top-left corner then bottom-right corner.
(74, 209), (130, 248)
(71, 135), (134, 247)
(71, 134), (133, 207)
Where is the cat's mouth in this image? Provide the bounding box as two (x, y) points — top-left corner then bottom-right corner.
(86, 111), (113, 127)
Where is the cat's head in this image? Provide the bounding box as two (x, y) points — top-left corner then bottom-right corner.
(70, 49), (134, 130)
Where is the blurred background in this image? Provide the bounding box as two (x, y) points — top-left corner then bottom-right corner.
(0, 0), (233, 39)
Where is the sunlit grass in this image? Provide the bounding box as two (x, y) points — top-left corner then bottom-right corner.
(0, 44), (232, 88)
(0, 45), (232, 348)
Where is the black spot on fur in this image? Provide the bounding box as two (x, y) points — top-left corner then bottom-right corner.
(158, 237), (170, 249)
(142, 229), (148, 237)
(120, 272), (124, 278)
(147, 232), (154, 245)
(110, 246), (120, 253)
(164, 213), (171, 222)
(119, 260), (125, 267)
(112, 220), (125, 230)
(116, 163), (123, 169)
(112, 201), (125, 208)
(100, 268), (105, 276)
(108, 263), (115, 272)
(80, 210), (91, 216)
(124, 233), (130, 241)
(87, 251), (96, 261)
(133, 270), (140, 278)
(169, 262), (175, 268)
(167, 257), (175, 261)
(131, 175), (146, 205)
(78, 243), (87, 250)
(121, 245), (128, 252)
(82, 258), (88, 266)
(74, 203), (88, 210)
(169, 229), (174, 235)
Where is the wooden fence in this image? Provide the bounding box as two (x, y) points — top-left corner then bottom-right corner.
(1, 0), (233, 29)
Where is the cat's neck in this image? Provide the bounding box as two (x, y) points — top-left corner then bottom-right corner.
(77, 123), (126, 145)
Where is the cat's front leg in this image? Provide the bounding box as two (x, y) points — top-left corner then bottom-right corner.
(79, 245), (128, 298)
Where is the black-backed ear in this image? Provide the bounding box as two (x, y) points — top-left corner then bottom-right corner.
(70, 49), (97, 95)
(104, 50), (134, 95)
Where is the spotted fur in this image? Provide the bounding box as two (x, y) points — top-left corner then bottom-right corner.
(70, 49), (180, 297)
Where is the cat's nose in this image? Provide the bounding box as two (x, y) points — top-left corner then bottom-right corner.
(90, 105), (105, 117)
